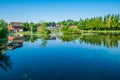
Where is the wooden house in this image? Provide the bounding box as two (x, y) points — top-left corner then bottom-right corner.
(8, 22), (23, 32)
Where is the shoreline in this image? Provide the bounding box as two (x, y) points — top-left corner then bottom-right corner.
(13, 30), (120, 35)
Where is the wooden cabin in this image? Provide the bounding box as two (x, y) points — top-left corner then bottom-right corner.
(8, 22), (23, 32)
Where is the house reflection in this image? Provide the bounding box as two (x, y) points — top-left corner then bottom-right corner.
(7, 34), (24, 50)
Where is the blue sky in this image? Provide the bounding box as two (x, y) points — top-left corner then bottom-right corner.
(0, 0), (120, 23)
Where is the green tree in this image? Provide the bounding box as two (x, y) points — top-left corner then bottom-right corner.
(39, 22), (51, 34)
(41, 22), (47, 30)
(106, 14), (111, 29)
(77, 19), (85, 30)
(23, 22), (30, 31)
(118, 15), (120, 29)
(0, 19), (8, 37)
(29, 22), (34, 34)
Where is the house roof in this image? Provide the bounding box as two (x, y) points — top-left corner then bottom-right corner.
(56, 25), (61, 28)
(10, 22), (23, 26)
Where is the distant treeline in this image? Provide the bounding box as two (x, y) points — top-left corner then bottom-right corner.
(79, 14), (120, 30)
(12, 14), (120, 33)
(0, 14), (120, 35)
(58, 14), (120, 34)
(59, 14), (120, 30)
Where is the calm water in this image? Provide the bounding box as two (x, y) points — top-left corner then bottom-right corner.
(1, 33), (120, 80)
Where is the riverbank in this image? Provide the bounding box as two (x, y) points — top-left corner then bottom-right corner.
(11, 30), (120, 35)
(83, 30), (120, 33)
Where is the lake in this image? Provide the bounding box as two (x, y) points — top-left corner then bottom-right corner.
(0, 33), (120, 80)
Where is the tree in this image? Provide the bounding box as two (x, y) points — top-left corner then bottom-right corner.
(29, 22), (34, 34)
(77, 19), (85, 30)
(0, 19), (8, 37)
(118, 15), (120, 29)
(41, 22), (47, 30)
(23, 22), (30, 31)
(38, 22), (51, 34)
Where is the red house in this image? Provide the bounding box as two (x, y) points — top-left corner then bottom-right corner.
(8, 22), (23, 32)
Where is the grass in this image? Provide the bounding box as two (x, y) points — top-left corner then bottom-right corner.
(79, 30), (120, 33)
(14, 30), (120, 35)
(15, 30), (61, 35)
(16, 31), (31, 34)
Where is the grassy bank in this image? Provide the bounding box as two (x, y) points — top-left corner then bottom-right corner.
(15, 30), (60, 35)
(80, 30), (120, 33)
(14, 30), (120, 35)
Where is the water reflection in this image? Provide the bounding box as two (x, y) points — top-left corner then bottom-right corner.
(60, 33), (120, 48)
(24, 34), (57, 48)
(0, 51), (12, 71)
(40, 35), (56, 48)
(1, 33), (120, 50)
(0, 38), (12, 71)
(0, 33), (120, 71)
(79, 33), (120, 48)
(0, 34), (24, 71)
(23, 33), (120, 48)
(7, 34), (24, 50)
(0, 33), (120, 80)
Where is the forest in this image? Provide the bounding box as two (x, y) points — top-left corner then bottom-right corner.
(60, 14), (120, 34)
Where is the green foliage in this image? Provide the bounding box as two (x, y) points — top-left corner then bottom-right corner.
(29, 22), (34, 32)
(23, 22), (30, 31)
(0, 19), (8, 37)
(77, 19), (85, 30)
(60, 14), (120, 34)
(61, 26), (81, 34)
(41, 22), (47, 30)
(38, 22), (51, 34)
(1, 14), (120, 35)
(23, 22), (37, 32)
(58, 19), (76, 27)
(60, 33), (120, 48)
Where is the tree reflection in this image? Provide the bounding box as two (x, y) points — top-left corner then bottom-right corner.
(60, 34), (79, 42)
(0, 33), (120, 71)
(24, 34), (51, 48)
(60, 33), (120, 48)
(24, 35), (38, 43)
(24, 33), (120, 48)
(40, 39), (47, 48)
(0, 51), (12, 71)
(40, 34), (50, 48)
(79, 33), (120, 48)
(0, 37), (12, 71)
